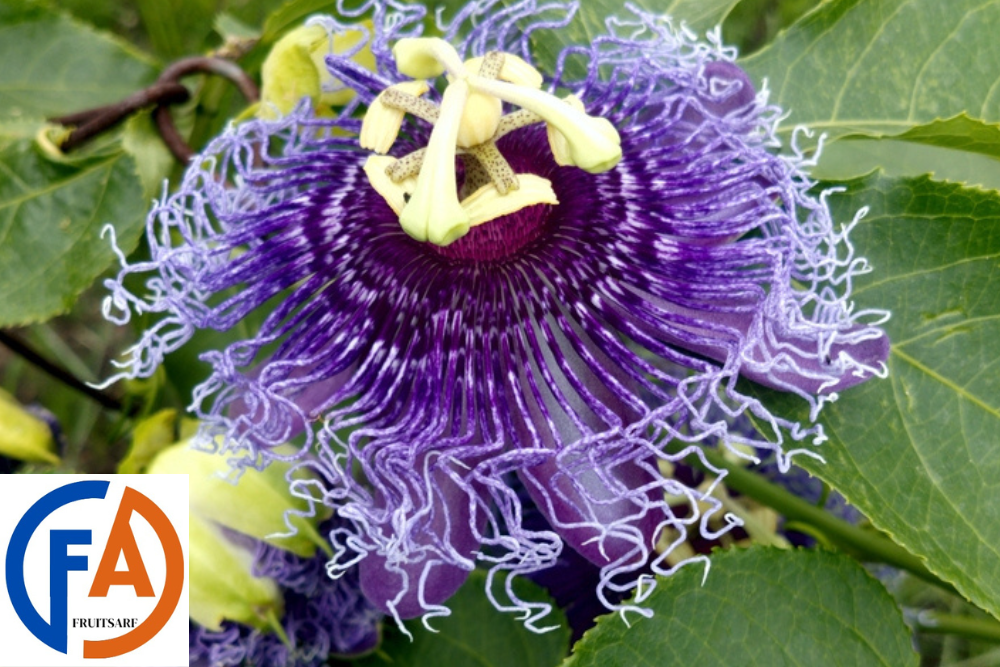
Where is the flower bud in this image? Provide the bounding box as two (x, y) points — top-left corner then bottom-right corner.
(260, 21), (374, 118)
(0, 389), (58, 465)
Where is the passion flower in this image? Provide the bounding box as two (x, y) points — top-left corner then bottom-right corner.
(103, 0), (888, 627)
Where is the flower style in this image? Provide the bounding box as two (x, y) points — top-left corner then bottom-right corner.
(102, 0), (889, 627)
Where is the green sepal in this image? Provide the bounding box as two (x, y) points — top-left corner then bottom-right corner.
(148, 440), (332, 557)
(189, 513), (284, 632)
(118, 408), (178, 474)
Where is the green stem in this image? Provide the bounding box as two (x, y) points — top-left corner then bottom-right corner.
(915, 611), (1000, 644)
(691, 446), (958, 597)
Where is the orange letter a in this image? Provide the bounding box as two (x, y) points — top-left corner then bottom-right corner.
(89, 487), (155, 597)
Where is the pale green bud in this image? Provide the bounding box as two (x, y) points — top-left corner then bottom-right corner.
(260, 22), (374, 118)
(0, 389), (58, 465)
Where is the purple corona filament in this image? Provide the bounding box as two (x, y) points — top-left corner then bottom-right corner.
(102, 0), (889, 628)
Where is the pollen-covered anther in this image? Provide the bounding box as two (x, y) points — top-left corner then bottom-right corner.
(469, 77), (622, 173)
(386, 148), (426, 182)
(365, 155), (417, 215)
(468, 143), (518, 195)
(360, 80), (431, 154)
(546, 95), (621, 169)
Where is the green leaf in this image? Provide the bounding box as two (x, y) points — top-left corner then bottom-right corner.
(814, 115), (1000, 185)
(889, 115), (1000, 160)
(131, 0), (217, 59)
(0, 139), (146, 326)
(565, 548), (917, 667)
(0, 115), (44, 140)
(813, 137), (1000, 192)
(0, 2), (157, 121)
(214, 12), (261, 41)
(722, 0), (822, 57)
(357, 570), (570, 667)
(753, 173), (1000, 619)
(740, 0), (1000, 146)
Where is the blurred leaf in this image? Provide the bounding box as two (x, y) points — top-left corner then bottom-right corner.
(565, 548), (917, 667)
(0, 139), (145, 326)
(662, 0), (743, 33)
(741, 0), (1000, 148)
(261, 0), (340, 43)
(0, 115), (43, 140)
(214, 12), (261, 41)
(220, 0), (288, 34)
(132, 0), (216, 59)
(53, 0), (144, 44)
(753, 173), (1000, 619)
(0, 2), (157, 121)
(358, 570), (570, 667)
(722, 0), (822, 56)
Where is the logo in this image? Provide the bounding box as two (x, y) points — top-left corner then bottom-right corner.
(0, 475), (189, 666)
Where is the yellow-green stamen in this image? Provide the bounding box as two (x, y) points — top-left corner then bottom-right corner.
(468, 76), (622, 173)
(360, 80), (430, 154)
(360, 37), (622, 246)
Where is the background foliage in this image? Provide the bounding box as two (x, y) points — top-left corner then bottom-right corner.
(1, 0), (998, 665)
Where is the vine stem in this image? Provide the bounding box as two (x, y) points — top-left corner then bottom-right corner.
(52, 82), (190, 151)
(915, 611), (1000, 643)
(0, 331), (123, 412)
(695, 444), (1000, 640)
(687, 444), (958, 595)
(153, 56), (260, 162)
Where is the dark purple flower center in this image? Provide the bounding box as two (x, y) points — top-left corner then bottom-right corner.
(427, 126), (563, 263)
(430, 201), (553, 262)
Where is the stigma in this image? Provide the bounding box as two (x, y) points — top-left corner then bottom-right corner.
(359, 38), (622, 246)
